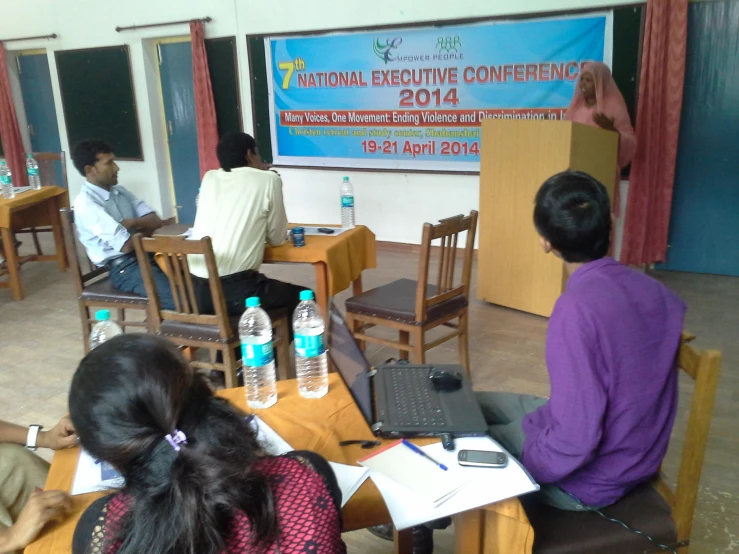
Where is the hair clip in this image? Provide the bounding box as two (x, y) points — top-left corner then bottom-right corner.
(164, 429), (188, 452)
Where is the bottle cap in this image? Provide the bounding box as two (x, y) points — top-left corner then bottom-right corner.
(27, 153), (33, 158)
(343, 176), (349, 182)
(245, 297), (261, 308)
(299, 290), (314, 301)
(96, 309), (111, 321)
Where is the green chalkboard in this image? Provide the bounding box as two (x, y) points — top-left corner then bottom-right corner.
(248, 7), (643, 169)
(205, 38), (243, 137)
(55, 46), (142, 160)
(612, 5), (643, 125)
(247, 37), (273, 164)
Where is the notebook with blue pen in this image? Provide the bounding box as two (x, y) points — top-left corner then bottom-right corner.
(358, 439), (469, 507)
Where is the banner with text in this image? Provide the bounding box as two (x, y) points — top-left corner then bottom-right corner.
(266, 14), (611, 172)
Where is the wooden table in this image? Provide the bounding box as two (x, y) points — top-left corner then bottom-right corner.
(0, 187), (69, 300)
(157, 224), (377, 315)
(24, 374), (534, 554)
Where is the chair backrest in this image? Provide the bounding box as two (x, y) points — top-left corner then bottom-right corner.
(653, 332), (721, 544)
(415, 210), (478, 322)
(32, 152), (68, 189)
(133, 234), (233, 340)
(59, 208), (107, 295)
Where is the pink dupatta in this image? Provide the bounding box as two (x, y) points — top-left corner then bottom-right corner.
(566, 62), (637, 170)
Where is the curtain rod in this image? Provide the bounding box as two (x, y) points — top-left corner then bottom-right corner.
(1, 33), (58, 43)
(116, 17), (212, 33)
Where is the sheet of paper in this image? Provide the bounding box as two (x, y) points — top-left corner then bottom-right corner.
(365, 436), (539, 530)
(298, 226), (348, 237)
(359, 440), (469, 506)
(71, 449), (125, 496)
(12, 186), (31, 195)
(249, 416), (369, 507)
(179, 227), (193, 238)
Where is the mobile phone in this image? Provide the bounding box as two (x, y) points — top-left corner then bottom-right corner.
(458, 450), (509, 468)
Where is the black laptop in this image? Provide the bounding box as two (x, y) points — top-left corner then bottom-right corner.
(327, 303), (488, 438)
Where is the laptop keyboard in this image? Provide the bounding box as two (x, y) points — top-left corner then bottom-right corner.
(388, 367), (446, 427)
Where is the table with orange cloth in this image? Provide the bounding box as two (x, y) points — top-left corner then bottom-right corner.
(24, 374), (535, 554)
(0, 186), (68, 300)
(157, 224), (377, 315)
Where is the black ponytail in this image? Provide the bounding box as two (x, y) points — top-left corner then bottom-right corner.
(69, 335), (277, 554)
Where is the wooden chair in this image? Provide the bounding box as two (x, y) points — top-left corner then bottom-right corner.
(15, 152), (68, 256)
(346, 211), (477, 375)
(514, 332), (722, 554)
(60, 208), (148, 352)
(133, 234), (292, 388)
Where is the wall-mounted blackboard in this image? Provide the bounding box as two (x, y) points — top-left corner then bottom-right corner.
(247, 6), (643, 169)
(205, 37), (242, 138)
(55, 46), (143, 160)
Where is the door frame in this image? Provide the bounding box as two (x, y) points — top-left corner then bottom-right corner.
(154, 36), (192, 223)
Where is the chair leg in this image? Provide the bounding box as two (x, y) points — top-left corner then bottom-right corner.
(32, 229), (43, 256)
(80, 303), (92, 354)
(411, 328), (425, 364)
(223, 345), (238, 389)
(346, 311), (365, 351)
(275, 317), (293, 381)
(117, 308), (125, 330)
(458, 310), (470, 377)
(399, 331), (410, 361)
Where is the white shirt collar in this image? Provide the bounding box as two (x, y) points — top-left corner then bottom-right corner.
(84, 181), (114, 201)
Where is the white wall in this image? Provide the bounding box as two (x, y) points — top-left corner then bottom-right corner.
(0, 0), (631, 244)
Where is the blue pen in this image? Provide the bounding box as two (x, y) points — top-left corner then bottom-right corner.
(401, 439), (448, 471)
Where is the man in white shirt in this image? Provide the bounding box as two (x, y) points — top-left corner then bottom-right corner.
(71, 140), (174, 310)
(188, 132), (305, 319)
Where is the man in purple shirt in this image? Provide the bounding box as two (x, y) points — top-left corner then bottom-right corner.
(476, 171), (685, 510)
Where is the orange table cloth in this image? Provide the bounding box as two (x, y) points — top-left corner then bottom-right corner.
(157, 224), (377, 315)
(267, 225), (376, 297)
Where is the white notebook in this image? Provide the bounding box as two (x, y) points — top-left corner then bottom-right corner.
(358, 440), (469, 507)
(364, 436), (540, 530)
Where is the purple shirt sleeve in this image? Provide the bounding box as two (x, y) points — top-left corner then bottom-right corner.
(521, 297), (608, 484)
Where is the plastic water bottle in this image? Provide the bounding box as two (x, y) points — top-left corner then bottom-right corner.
(293, 290), (329, 398)
(340, 176), (355, 229)
(26, 154), (41, 190)
(239, 297), (277, 409)
(0, 162), (14, 200)
(89, 309), (123, 350)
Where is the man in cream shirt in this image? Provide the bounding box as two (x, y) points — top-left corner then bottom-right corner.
(189, 132), (305, 319)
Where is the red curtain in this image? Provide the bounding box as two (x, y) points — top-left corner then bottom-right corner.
(0, 42), (28, 187)
(621, 0), (688, 264)
(190, 21), (220, 179)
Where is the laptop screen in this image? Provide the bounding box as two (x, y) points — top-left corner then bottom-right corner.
(327, 304), (374, 426)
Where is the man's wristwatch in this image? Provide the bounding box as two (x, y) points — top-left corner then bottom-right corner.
(26, 424), (43, 451)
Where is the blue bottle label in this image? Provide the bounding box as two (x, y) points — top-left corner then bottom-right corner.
(27, 168), (39, 176)
(295, 333), (325, 358)
(241, 341), (274, 367)
(341, 196), (354, 208)
(0, 175), (11, 185)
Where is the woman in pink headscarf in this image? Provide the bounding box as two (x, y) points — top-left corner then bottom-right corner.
(566, 62), (636, 170)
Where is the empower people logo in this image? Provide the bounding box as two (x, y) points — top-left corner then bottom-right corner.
(373, 37), (403, 64)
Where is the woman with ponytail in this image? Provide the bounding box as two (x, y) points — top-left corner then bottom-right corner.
(69, 334), (346, 554)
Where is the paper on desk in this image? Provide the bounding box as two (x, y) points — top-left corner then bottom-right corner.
(249, 416), (369, 507)
(299, 226), (348, 237)
(179, 227), (193, 238)
(12, 186), (32, 195)
(71, 449), (125, 496)
(365, 436), (539, 530)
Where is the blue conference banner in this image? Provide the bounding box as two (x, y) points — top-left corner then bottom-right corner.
(266, 14), (611, 171)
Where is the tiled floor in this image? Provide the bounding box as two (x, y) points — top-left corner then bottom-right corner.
(1, 238), (737, 553)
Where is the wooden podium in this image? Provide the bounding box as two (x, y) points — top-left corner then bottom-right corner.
(477, 120), (619, 317)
